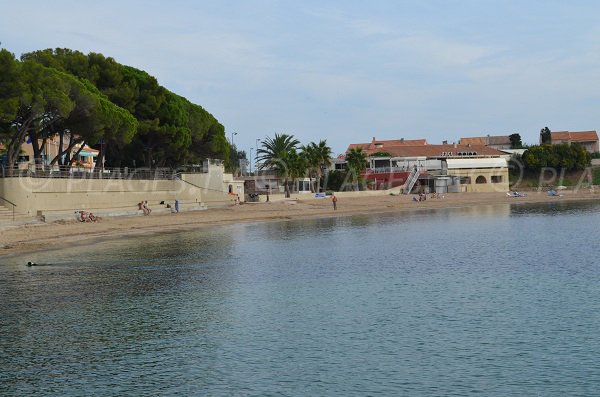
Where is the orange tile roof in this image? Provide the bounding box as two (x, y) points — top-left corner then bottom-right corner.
(551, 130), (598, 142)
(459, 135), (511, 146)
(374, 139), (428, 146)
(346, 137), (506, 158)
(459, 137), (487, 145)
(346, 137), (427, 153)
(488, 136), (511, 145)
(379, 144), (504, 158)
(347, 143), (370, 151)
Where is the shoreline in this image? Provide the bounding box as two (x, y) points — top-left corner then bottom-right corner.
(2, 190), (599, 257)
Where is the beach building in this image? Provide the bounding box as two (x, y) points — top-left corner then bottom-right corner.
(341, 137), (509, 193)
(542, 130), (599, 153)
(244, 172), (314, 196)
(1, 134), (100, 170)
(330, 155), (348, 171)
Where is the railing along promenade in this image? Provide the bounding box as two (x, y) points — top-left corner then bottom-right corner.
(0, 164), (209, 180)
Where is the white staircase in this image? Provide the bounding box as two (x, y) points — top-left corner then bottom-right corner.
(403, 167), (420, 194)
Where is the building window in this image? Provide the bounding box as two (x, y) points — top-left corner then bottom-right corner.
(460, 176), (471, 184)
(491, 175), (503, 183)
(476, 175), (487, 184)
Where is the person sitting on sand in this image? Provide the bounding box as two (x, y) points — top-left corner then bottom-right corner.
(138, 201), (149, 215)
(142, 200), (151, 215)
(77, 210), (90, 222)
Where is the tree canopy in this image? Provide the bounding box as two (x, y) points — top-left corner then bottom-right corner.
(1, 47), (228, 169)
(300, 140), (332, 192)
(540, 127), (551, 144)
(345, 147), (368, 190)
(522, 143), (590, 171)
(509, 133), (523, 149)
(0, 49), (139, 172)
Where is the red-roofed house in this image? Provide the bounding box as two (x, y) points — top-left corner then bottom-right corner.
(339, 137), (509, 193)
(544, 130), (599, 153)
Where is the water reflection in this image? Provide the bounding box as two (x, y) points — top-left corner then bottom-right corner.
(510, 199), (600, 216)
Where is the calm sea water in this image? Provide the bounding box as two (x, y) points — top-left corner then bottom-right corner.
(1, 201), (599, 396)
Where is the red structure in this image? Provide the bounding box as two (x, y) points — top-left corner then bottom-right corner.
(363, 170), (411, 189)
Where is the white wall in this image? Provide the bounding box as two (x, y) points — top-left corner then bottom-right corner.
(0, 167), (242, 218)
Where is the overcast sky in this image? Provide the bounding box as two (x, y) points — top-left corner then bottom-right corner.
(2, 0), (600, 155)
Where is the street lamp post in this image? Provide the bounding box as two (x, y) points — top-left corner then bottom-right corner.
(255, 138), (261, 170)
(254, 138), (262, 199)
(231, 132), (238, 174)
(249, 147), (253, 175)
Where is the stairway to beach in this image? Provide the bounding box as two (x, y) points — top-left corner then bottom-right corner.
(0, 204), (16, 222)
(0, 203), (36, 225)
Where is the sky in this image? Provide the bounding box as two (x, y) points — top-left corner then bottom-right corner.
(2, 0), (600, 156)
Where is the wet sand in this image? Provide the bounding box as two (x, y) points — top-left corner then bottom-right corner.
(2, 190), (599, 256)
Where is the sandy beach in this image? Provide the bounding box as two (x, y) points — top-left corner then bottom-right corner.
(2, 190), (599, 257)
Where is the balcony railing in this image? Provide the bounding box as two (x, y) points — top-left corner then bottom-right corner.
(368, 166), (430, 174)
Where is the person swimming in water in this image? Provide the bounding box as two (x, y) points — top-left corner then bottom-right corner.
(26, 261), (53, 267)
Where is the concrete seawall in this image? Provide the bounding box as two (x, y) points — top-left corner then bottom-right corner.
(0, 167), (245, 222)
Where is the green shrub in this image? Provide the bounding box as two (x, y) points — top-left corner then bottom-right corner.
(593, 168), (600, 185)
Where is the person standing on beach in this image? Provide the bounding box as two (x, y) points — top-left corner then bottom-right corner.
(332, 194), (338, 210)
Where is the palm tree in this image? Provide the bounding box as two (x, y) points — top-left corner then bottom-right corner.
(288, 150), (308, 193)
(300, 144), (318, 192)
(345, 147), (367, 191)
(313, 140), (332, 192)
(300, 140), (333, 193)
(256, 133), (300, 198)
